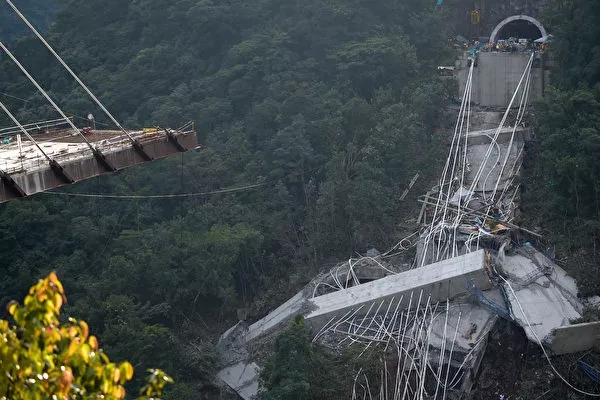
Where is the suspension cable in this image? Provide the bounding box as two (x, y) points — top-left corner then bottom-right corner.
(6, 0), (137, 144)
(489, 56), (533, 202)
(0, 41), (96, 152)
(0, 100), (53, 162)
(464, 53), (534, 205)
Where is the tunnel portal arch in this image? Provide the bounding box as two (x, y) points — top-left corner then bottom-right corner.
(489, 15), (547, 43)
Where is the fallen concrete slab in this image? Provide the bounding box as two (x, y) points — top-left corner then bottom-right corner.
(466, 140), (522, 193)
(305, 250), (492, 332)
(246, 290), (308, 342)
(217, 362), (260, 400)
(550, 322), (600, 355)
(428, 299), (498, 354)
(500, 249), (583, 343)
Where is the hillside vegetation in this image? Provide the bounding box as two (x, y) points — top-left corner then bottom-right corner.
(0, 0), (455, 397)
(2, 0), (597, 397)
(0, 1), (61, 42)
(522, 0), (600, 296)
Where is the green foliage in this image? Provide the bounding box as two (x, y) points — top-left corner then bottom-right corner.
(258, 316), (341, 400)
(524, 0), (600, 248)
(535, 87), (600, 221)
(518, 0), (600, 296)
(0, 272), (171, 399)
(0, 1), (62, 42)
(258, 316), (384, 399)
(0, 0), (457, 396)
(542, 0), (600, 90)
(333, 36), (418, 99)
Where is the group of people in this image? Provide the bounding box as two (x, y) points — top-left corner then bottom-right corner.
(450, 37), (550, 56)
(479, 38), (549, 54)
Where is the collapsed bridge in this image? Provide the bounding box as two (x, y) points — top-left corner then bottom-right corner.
(218, 14), (600, 400)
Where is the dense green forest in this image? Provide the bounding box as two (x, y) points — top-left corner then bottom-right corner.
(1, 0), (598, 397)
(522, 0), (600, 296)
(0, 0), (61, 41)
(0, 0), (454, 397)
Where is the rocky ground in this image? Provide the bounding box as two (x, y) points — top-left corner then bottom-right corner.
(471, 319), (600, 400)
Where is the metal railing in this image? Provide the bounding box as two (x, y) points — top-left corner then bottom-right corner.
(0, 117), (75, 137)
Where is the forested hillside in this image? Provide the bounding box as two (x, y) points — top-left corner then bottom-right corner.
(0, 0), (455, 397)
(2, 0), (600, 397)
(0, 0), (61, 41)
(523, 0), (600, 296)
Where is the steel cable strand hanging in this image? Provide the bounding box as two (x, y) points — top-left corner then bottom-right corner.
(494, 57), (533, 205)
(407, 295), (434, 400)
(478, 55), (533, 229)
(0, 100), (56, 165)
(0, 42), (99, 156)
(497, 144), (525, 207)
(46, 181), (271, 199)
(401, 291), (425, 400)
(436, 62), (475, 261)
(479, 131), (504, 204)
(447, 68), (475, 260)
(451, 66), (475, 259)
(430, 63), (472, 225)
(422, 61), (475, 266)
(6, 0), (142, 147)
(443, 66), (474, 222)
(432, 299), (450, 399)
(463, 53), (534, 206)
(489, 55), (534, 204)
(442, 312), (461, 400)
(467, 53), (534, 206)
(499, 275), (600, 397)
(437, 63), (475, 263)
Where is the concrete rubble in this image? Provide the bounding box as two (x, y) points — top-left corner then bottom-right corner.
(217, 49), (600, 399)
(498, 246), (583, 344)
(217, 362), (260, 400)
(217, 241), (594, 399)
(466, 126), (527, 192)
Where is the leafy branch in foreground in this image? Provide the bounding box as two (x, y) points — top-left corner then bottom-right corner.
(0, 272), (172, 399)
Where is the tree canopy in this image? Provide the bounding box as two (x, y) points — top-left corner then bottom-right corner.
(0, 1), (61, 42)
(0, 272), (172, 399)
(521, 0), (600, 294)
(0, 0), (458, 396)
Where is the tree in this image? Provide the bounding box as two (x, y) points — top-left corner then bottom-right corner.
(258, 316), (351, 400)
(258, 316), (384, 400)
(0, 0), (62, 42)
(0, 272), (173, 399)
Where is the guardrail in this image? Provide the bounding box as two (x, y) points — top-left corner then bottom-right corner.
(0, 117), (75, 137)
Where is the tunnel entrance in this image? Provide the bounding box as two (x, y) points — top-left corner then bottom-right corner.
(489, 15), (546, 43)
(497, 20), (542, 40)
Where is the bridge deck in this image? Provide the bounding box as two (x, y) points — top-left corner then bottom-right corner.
(0, 127), (198, 202)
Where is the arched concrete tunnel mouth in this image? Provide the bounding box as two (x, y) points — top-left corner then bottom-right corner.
(497, 20), (542, 41)
(489, 15), (547, 43)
